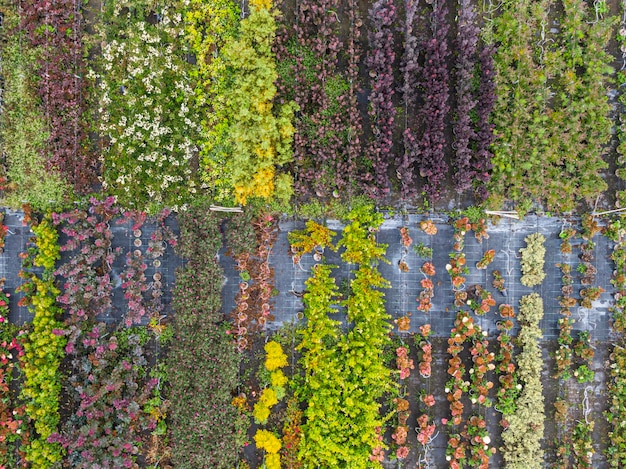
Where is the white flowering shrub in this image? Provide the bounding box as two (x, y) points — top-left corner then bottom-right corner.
(95, 1), (201, 211)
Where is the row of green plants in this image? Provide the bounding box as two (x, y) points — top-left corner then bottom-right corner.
(519, 233), (546, 287)
(96, 0), (201, 211)
(17, 216), (65, 467)
(215, 0), (297, 205)
(500, 293), (545, 468)
(554, 228), (577, 464)
(486, 0), (615, 213)
(167, 205), (248, 468)
(185, 0), (238, 202)
(554, 221), (598, 467)
(617, 0), (626, 207)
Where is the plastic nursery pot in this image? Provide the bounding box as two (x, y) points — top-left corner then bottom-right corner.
(153, 259), (161, 268)
(153, 273), (162, 281)
(237, 312), (247, 322)
(261, 303), (270, 312)
(133, 229), (142, 237)
(313, 252), (323, 262)
(239, 281), (249, 291)
(258, 317), (267, 327)
(133, 249), (142, 257)
(238, 302), (249, 311)
(134, 238), (142, 247)
(296, 311), (304, 320)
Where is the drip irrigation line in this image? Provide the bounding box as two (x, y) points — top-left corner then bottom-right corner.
(582, 386), (593, 424)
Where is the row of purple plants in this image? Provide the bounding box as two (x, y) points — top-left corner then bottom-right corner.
(21, 0), (96, 193)
(274, 0), (496, 204)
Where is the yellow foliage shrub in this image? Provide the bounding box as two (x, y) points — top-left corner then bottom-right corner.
(270, 370), (287, 388)
(250, 0), (272, 10)
(254, 429), (281, 453)
(264, 341), (287, 371)
(253, 387), (278, 424)
(265, 452), (281, 469)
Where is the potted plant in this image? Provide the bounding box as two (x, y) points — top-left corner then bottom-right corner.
(476, 249), (496, 270)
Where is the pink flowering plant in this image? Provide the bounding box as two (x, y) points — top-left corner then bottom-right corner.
(121, 251), (149, 326)
(50, 324), (157, 468)
(396, 345), (414, 380)
(0, 318), (29, 469)
(53, 197), (120, 348)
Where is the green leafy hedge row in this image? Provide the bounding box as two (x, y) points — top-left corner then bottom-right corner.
(486, 0), (614, 213)
(607, 233), (626, 467)
(19, 217), (65, 468)
(167, 204), (248, 468)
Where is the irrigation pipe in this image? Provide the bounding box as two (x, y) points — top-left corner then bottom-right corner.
(582, 386), (593, 424)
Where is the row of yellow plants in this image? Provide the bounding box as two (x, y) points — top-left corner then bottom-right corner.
(193, 0), (297, 205)
(20, 217), (65, 468)
(253, 341), (288, 468)
(296, 206), (393, 468)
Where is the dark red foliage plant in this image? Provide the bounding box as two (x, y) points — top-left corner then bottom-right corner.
(452, 0), (479, 194)
(345, 0), (364, 196)
(287, 0), (363, 198)
(49, 324), (157, 469)
(21, 0), (97, 193)
(472, 42), (496, 201)
(364, 0), (397, 199)
(398, 0), (420, 199)
(53, 196), (120, 348)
